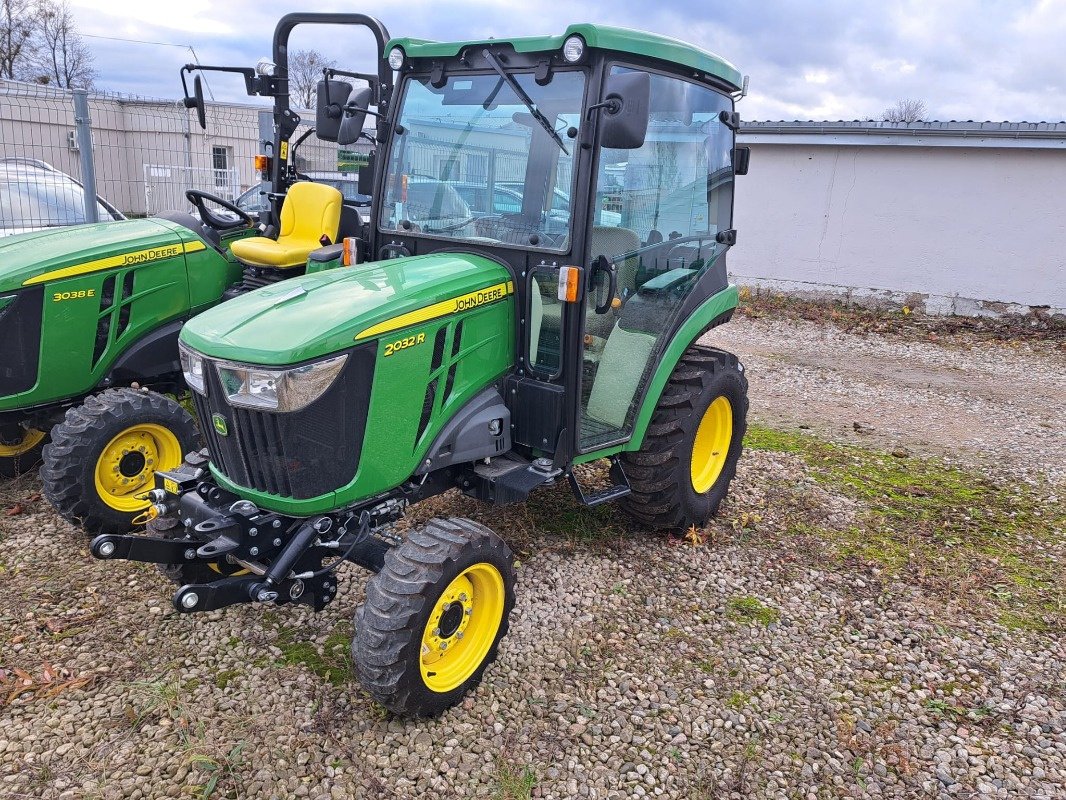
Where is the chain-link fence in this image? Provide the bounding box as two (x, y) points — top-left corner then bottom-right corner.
(0, 78), (366, 232)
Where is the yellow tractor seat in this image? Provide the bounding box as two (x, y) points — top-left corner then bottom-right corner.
(230, 182), (343, 269)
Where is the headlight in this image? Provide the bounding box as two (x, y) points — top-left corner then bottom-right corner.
(562, 35), (585, 63)
(387, 47), (405, 71)
(216, 353), (348, 412)
(179, 342), (206, 394)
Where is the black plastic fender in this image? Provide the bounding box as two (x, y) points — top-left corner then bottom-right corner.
(105, 319), (186, 387)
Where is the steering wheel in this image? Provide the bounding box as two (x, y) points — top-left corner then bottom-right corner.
(185, 190), (253, 231)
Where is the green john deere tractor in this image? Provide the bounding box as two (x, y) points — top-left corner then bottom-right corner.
(0, 15), (391, 532)
(91, 13), (752, 717)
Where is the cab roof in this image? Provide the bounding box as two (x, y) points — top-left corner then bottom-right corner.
(386, 24), (743, 91)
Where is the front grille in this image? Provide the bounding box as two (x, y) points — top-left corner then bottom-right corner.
(194, 344), (376, 499)
(0, 286), (44, 397)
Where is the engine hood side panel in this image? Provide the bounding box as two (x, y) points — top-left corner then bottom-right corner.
(0, 219), (188, 293)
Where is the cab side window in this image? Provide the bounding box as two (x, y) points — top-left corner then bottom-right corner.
(580, 69), (735, 448)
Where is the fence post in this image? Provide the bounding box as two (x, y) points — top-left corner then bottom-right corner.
(72, 89), (99, 223)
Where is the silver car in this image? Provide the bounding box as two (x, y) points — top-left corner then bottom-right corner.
(0, 158), (124, 236)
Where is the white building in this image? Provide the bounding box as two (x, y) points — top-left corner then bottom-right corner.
(733, 120), (1066, 315)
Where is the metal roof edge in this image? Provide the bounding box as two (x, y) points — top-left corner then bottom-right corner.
(738, 121), (1066, 149)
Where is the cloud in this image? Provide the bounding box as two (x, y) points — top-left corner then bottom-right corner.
(70, 0), (1065, 121)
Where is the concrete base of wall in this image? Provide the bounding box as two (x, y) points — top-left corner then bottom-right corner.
(731, 274), (1066, 320)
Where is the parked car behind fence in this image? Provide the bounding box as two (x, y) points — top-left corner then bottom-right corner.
(0, 158), (124, 236)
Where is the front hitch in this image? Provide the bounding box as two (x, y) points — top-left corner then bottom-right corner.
(91, 532), (203, 564)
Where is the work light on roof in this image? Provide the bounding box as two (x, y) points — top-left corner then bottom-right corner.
(387, 47), (405, 71)
(562, 35), (585, 63)
(255, 58), (277, 77)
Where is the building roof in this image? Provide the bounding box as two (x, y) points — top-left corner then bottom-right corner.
(386, 25), (743, 90)
(738, 119), (1066, 149)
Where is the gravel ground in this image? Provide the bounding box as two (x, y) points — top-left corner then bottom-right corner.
(1, 315), (1063, 800)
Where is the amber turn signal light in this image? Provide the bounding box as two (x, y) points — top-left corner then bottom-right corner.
(343, 237), (359, 266)
(558, 266), (580, 303)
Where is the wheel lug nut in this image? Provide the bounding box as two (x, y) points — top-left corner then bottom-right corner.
(459, 593), (468, 602)
(433, 627), (441, 636)
(440, 642), (447, 650)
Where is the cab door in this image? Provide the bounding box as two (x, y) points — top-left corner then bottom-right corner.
(575, 66), (738, 453)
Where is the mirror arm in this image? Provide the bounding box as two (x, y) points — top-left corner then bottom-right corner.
(325, 67), (381, 104)
(181, 63), (264, 97)
(322, 67), (333, 114)
(718, 110), (741, 131)
(343, 105), (405, 139)
(585, 98), (621, 119)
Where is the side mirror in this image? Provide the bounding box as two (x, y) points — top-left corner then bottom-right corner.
(733, 146), (751, 176)
(338, 87), (372, 146)
(598, 71), (650, 150)
(315, 80), (353, 142)
(183, 74), (206, 130)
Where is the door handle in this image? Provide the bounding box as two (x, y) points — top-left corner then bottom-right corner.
(591, 254), (616, 315)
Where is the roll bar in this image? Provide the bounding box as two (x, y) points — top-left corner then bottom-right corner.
(179, 14), (392, 227)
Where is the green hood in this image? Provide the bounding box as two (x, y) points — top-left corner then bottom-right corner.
(0, 218), (195, 293)
(180, 252), (513, 365)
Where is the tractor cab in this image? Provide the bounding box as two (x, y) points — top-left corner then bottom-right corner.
(341, 27), (748, 475)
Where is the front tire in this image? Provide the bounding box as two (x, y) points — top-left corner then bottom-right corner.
(353, 518), (516, 717)
(620, 345), (748, 529)
(0, 426), (47, 478)
(40, 388), (200, 534)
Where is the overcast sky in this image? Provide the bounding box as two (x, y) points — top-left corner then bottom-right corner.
(70, 0), (1065, 122)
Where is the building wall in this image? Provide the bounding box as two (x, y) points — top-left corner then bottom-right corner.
(730, 143), (1066, 313)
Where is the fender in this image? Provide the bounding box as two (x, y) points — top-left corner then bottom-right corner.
(104, 318), (186, 387)
(623, 284), (739, 452)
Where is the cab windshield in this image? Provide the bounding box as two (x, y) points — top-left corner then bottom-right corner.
(381, 70), (585, 250)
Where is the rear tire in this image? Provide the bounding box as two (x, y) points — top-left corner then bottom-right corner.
(41, 389), (200, 534)
(353, 518), (515, 717)
(620, 345), (748, 529)
(0, 426), (47, 479)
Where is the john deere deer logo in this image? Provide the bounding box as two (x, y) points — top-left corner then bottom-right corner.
(212, 413), (228, 437)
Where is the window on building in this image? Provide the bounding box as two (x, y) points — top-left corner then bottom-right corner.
(212, 146), (230, 189)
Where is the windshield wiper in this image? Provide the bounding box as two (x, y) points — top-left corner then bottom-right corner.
(481, 49), (569, 156)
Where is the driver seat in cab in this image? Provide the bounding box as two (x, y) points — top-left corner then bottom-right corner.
(230, 182), (342, 269)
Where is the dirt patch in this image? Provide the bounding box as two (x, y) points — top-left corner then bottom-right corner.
(703, 314), (1066, 483)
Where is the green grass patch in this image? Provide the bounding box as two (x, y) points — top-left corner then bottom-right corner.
(725, 690), (751, 710)
(214, 669), (241, 690)
(524, 480), (626, 543)
(275, 622), (353, 686)
(493, 759), (537, 800)
(726, 596), (780, 626)
(744, 423), (1065, 632)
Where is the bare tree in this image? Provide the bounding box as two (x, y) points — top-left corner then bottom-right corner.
(288, 48), (334, 109)
(35, 0), (93, 88)
(0, 0), (41, 79)
(882, 98), (927, 123)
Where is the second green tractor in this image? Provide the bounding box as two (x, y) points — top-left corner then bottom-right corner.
(91, 13), (751, 717)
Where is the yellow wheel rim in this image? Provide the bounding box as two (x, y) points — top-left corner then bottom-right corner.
(420, 563), (505, 693)
(690, 395), (733, 494)
(93, 423), (184, 512)
(0, 427), (45, 458)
